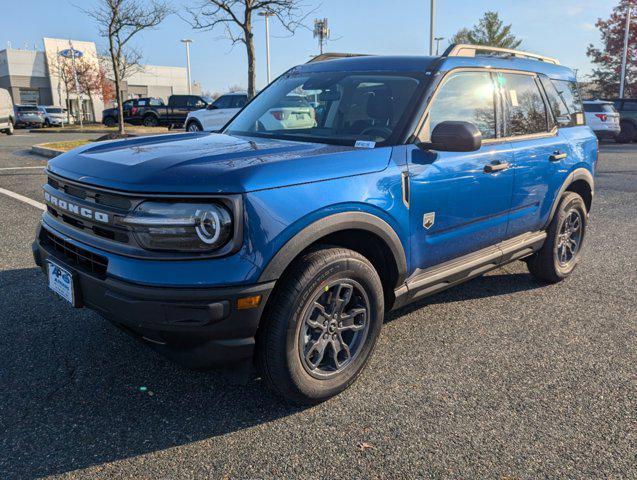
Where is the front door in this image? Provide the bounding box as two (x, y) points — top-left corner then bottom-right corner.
(408, 70), (514, 271)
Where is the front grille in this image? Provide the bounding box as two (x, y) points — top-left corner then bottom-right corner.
(48, 176), (132, 210)
(42, 229), (108, 278)
(45, 174), (134, 244)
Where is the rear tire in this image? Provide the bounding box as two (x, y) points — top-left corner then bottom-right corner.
(5, 120), (13, 135)
(142, 115), (159, 127)
(615, 121), (636, 143)
(256, 247), (384, 405)
(526, 192), (587, 284)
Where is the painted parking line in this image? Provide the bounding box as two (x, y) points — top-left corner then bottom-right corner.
(0, 187), (45, 210)
(0, 166), (46, 171)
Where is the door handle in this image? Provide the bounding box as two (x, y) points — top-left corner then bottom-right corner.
(549, 151), (568, 162)
(484, 162), (510, 173)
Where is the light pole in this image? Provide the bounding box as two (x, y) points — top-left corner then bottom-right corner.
(429, 0), (436, 55)
(181, 39), (193, 94)
(619, 3), (633, 98)
(434, 36), (444, 55)
(259, 11), (273, 84)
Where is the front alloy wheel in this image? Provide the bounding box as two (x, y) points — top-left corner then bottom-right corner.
(299, 280), (370, 378)
(187, 121), (202, 132)
(257, 247), (384, 405)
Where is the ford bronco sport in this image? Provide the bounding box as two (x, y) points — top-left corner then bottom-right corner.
(33, 45), (597, 404)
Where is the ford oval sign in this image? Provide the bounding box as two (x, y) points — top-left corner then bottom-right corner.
(59, 48), (84, 59)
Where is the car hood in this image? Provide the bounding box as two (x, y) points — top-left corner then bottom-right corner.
(47, 132), (392, 194)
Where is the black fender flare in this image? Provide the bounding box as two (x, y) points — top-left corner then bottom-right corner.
(545, 167), (594, 227)
(257, 211), (408, 287)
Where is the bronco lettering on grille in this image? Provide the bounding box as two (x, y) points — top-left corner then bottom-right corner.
(44, 191), (110, 223)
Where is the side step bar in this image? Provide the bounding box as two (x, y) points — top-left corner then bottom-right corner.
(392, 231), (546, 310)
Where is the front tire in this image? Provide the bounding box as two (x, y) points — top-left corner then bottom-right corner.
(186, 121), (203, 132)
(526, 192), (587, 283)
(5, 120), (14, 135)
(257, 247), (384, 405)
(103, 116), (116, 127)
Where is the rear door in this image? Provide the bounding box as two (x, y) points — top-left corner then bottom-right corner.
(502, 72), (575, 238)
(408, 70), (514, 270)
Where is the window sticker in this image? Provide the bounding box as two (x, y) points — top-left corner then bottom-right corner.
(355, 140), (376, 149)
(509, 89), (519, 107)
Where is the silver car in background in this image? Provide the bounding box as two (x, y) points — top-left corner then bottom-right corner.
(14, 105), (45, 128)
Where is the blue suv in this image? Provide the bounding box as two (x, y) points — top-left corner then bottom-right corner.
(33, 45), (597, 404)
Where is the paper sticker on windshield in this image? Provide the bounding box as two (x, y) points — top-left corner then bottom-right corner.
(355, 140), (376, 149)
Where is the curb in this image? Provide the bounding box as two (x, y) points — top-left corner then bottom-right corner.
(31, 145), (65, 158)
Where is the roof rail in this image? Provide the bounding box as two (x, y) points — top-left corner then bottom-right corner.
(307, 52), (371, 63)
(443, 44), (560, 65)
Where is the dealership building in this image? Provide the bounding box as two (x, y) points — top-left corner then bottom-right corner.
(0, 37), (199, 122)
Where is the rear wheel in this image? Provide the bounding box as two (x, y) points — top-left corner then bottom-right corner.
(257, 247), (384, 405)
(526, 192), (587, 283)
(615, 121), (636, 143)
(142, 115), (159, 127)
(5, 120), (14, 135)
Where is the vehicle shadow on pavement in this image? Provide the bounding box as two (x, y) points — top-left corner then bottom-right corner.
(1, 267), (540, 478)
(0, 267), (304, 479)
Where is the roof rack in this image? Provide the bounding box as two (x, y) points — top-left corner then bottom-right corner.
(443, 44), (560, 65)
(307, 52), (371, 63)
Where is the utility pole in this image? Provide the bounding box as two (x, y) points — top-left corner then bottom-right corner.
(619, 2), (633, 98)
(259, 11), (273, 84)
(434, 36), (444, 55)
(181, 39), (193, 94)
(429, 0), (436, 55)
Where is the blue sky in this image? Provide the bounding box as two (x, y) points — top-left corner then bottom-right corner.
(1, 0), (618, 93)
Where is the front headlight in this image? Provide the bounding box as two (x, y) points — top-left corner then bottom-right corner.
(119, 202), (233, 252)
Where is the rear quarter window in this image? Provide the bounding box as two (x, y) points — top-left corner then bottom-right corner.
(549, 79), (584, 126)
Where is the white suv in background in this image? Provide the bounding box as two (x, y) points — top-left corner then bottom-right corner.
(185, 92), (248, 132)
(583, 100), (621, 140)
(38, 106), (69, 127)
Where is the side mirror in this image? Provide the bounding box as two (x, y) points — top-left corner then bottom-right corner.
(423, 121), (482, 152)
(207, 104), (218, 110)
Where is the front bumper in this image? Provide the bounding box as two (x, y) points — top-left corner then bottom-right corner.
(32, 225), (274, 369)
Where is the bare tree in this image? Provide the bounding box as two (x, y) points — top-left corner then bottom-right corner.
(187, 0), (312, 99)
(85, 0), (171, 134)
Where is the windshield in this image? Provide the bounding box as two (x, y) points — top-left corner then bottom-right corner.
(17, 106), (38, 112)
(225, 71), (423, 146)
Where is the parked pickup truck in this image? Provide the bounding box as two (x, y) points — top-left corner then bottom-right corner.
(136, 94), (208, 128)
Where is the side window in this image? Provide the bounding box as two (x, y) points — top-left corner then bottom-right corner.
(171, 96), (186, 107)
(137, 99), (147, 106)
(231, 95), (247, 108)
(149, 98), (164, 106)
(425, 71), (496, 140)
(551, 80), (584, 126)
(539, 76), (571, 127)
(623, 101), (637, 111)
(213, 96), (231, 109)
(499, 73), (548, 136)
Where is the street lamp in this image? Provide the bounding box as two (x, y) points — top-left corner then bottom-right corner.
(619, 3), (634, 98)
(259, 11), (274, 84)
(434, 36), (444, 55)
(429, 0), (436, 55)
(180, 39), (193, 94)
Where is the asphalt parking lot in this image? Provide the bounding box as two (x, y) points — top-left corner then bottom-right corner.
(0, 131), (635, 479)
